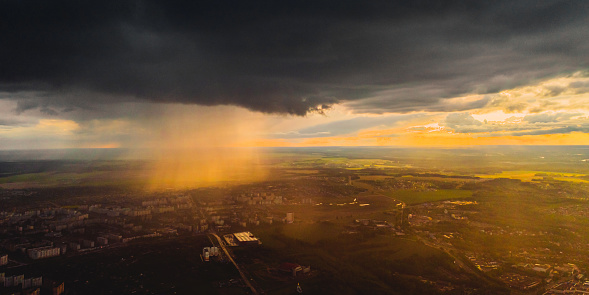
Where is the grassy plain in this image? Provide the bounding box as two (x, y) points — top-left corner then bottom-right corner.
(385, 189), (473, 205)
(243, 223), (481, 295)
(475, 170), (589, 183)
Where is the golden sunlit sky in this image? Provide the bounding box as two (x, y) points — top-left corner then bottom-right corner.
(3, 73), (589, 149)
(1, 1), (588, 150)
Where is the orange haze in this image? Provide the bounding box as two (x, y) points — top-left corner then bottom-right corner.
(144, 105), (268, 190)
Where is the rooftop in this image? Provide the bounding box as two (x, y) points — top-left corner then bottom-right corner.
(233, 231), (259, 243)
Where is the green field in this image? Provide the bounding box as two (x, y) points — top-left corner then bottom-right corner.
(279, 156), (404, 169)
(280, 222), (345, 244)
(385, 189), (473, 204)
(0, 172), (102, 185)
(0, 170), (149, 188)
(476, 170), (589, 183)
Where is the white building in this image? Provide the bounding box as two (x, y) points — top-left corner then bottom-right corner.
(27, 247), (60, 260)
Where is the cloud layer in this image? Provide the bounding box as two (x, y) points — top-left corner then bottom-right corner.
(440, 111), (589, 137)
(1, 0), (588, 116)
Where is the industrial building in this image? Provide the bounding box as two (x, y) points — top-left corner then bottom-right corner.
(232, 232), (261, 246)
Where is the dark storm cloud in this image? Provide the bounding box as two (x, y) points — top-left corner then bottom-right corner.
(14, 99), (58, 115)
(14, 100), (40, 115)
(0, 118), (28, 127)
(345, 89), (491, 114)
(1, 0), (588, 116)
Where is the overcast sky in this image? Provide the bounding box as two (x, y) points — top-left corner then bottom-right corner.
(1, 0), (589, 149)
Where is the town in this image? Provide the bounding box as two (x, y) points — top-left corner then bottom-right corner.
(1, 171), (589, 294)
(2, 147), (589, 294)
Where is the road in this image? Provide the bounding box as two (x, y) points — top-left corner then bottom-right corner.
(210, 233), (259, 295)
